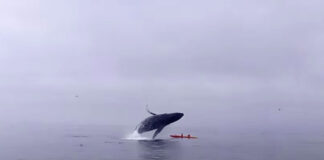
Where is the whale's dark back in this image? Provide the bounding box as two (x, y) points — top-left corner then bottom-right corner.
(137, 113), (184, 134)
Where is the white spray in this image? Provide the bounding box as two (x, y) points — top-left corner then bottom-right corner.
(124, 130), (150, 140)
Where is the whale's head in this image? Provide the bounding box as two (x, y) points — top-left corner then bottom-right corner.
(165, 112), (184, 124)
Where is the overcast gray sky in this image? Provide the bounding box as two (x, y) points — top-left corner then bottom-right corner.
(0, 0), (324, 129)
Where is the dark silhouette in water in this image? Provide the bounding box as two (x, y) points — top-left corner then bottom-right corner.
(136, 108), (184, 139)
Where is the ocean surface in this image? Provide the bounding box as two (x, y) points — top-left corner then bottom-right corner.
(1, 124), (324, 160)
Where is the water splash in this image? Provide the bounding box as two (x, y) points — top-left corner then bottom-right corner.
(125, 130), (150, 140)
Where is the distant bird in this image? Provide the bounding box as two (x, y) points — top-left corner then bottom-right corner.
(75, 95), (79, 98)
(278, 108), (281, 111)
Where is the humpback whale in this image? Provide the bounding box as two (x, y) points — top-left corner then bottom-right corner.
(136, 108), (184, 139)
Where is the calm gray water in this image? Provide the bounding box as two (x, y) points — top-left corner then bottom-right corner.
(1, 124), (324, 160)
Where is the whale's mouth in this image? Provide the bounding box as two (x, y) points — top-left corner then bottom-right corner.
(179, 113), (184, 118)
(174, 112), (184, 121)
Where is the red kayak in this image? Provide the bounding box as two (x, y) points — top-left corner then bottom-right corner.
(170, 134), (197, 139)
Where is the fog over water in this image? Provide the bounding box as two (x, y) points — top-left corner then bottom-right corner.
(0, 0), (324, 132)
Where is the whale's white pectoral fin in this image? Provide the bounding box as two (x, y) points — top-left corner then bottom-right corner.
(152, 126), (164, 139)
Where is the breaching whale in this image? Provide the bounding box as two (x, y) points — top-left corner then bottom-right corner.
(136, 108), (184, 139)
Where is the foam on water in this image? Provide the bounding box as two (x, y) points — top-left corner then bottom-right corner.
(125, 130), (150, 140)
